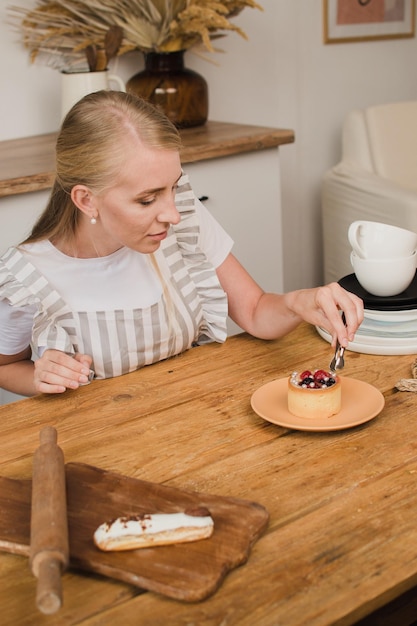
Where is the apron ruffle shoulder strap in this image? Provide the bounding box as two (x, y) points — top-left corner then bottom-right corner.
(0, 247), (75, 354)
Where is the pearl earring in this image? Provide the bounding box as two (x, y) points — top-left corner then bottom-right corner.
(90, 217), (97, 225)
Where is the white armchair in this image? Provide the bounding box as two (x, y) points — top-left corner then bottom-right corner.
(322, 101), (417, 283)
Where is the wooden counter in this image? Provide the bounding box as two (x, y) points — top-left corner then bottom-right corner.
(1, 324), (417, 624)
(0, 122), (294, 198)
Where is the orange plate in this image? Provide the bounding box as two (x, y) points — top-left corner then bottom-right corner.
(251, 377), (384, 432)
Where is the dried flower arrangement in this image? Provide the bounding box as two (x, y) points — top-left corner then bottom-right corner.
(8, 0), (263, 71)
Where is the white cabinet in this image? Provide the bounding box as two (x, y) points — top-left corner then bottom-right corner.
(0, 191), (49, 255)
(185, 148), (284, 334)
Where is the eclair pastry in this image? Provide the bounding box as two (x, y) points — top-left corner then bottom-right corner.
(94, 507), (214, 551)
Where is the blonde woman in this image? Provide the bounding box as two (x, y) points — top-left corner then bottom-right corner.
(0, 91), (363, 396)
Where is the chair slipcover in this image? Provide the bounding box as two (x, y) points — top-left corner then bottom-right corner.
(322, 101), (417, 283)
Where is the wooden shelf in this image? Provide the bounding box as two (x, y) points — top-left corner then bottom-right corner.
(0, 121), (294, 198)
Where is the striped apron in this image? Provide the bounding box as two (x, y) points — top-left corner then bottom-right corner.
(0, 174), (228, 379)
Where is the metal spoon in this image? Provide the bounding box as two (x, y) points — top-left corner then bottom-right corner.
(329, 312), (346, 373)
(329, 342), (345, 373)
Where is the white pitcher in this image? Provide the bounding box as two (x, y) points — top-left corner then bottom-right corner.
(61, 70), (125, 119)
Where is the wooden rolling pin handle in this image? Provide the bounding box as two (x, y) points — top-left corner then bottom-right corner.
(35, 558), (63, 615)
(29, 426), (69, 615)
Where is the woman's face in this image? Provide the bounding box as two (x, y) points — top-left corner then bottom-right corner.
(91, 141), (182, 254)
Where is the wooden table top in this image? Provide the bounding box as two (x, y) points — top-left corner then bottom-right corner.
(1, 322), (416, 625)
(0, 121), (294, 198)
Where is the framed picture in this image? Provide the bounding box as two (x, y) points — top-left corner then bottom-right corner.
(323, 0), (415, 43)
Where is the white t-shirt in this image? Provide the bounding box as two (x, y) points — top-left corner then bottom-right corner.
(0, 198), (233, 355)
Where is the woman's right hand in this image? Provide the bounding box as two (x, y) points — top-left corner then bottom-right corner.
(34, 349), (93, 394)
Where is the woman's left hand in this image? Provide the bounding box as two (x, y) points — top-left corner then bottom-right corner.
(217, 254), (363, 346)
(284, 282), (364, 348)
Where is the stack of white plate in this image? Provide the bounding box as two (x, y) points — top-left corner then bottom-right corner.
(316, 273), (417, 355)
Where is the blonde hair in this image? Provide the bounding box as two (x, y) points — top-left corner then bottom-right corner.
(24, 90), (181, 244)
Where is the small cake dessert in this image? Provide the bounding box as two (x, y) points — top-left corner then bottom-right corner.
(288, 369), (341, 419)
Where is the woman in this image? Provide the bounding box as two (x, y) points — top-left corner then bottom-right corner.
(0, 91), (363, 396)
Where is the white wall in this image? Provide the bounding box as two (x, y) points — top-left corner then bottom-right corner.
(1, 0), (417, 290)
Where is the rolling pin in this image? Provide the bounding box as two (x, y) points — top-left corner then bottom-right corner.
(29, 426), (69, 615)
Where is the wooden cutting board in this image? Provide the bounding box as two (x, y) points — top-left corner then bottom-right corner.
(0, 462), (268, 602)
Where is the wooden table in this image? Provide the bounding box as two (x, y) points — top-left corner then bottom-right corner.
(1, 323), (417, 625)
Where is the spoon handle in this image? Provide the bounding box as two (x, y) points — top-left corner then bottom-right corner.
(329, 312), (346, 372)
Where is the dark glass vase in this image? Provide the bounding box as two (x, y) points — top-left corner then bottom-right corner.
(126, 50), (208, 128)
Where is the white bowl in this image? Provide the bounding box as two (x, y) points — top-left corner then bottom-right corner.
(348, 220), (417, 259)
(351, 250), (417, 297)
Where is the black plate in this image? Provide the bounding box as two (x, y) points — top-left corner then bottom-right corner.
(338, 272), (417, 311)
